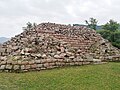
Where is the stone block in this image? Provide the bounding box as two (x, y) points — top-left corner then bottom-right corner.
(29, 60), (35, 65)
(7, 60), (13, 64)
(70, 62), (75, 65)
(41, 54), (47, 59)
(22, 61), (29, 65)
(46, 59), (53, 63)
(25, 65), (31, 69)
(83, 62), (90, 65)
(13, 65), (20, 70)
(43, 63), (49, 67)
(54, 55), (61, 59)
(35, 60), (41, 64)
(21, 65), (25, 70)
(69, 56), (75, 59)
(1, 61), (6, 65)
(31, 64), (37, 69)
(6, 65), (13, 70)
(17, 61), (22, 65)
(37, 64), (43, 68)
(0, 65), (6, 70)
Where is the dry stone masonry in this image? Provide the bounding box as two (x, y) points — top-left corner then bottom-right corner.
(0, 22), (120, 72)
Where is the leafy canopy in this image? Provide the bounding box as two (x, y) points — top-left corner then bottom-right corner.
(85, 18), (98, 30)
(102, 19), (119, 31)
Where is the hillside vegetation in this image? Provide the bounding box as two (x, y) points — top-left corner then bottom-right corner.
(85, 18), (120, 49)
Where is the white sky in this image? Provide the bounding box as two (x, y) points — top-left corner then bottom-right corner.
(0, 0), (120, 37)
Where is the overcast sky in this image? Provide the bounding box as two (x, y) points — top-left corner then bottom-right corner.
(0, 0), (120, 38)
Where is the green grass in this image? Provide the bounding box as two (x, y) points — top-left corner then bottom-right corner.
(0, 62), (120, 90)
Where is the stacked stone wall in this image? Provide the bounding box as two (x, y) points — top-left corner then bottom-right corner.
(0, 22), (120, 72)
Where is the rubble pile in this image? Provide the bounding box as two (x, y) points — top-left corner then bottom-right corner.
(0, 22), (119, 72)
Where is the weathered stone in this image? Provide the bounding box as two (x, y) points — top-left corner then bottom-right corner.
(1, 61), (6, 65)
(25, 53), (30, 56)
(7, 60), (13, 64)
(60, 62), (65, 66)
(22, 61), (29, 65)
(6, 65), (13, 69)
(49, 62), (55, 66)
(37, 64), (43, 68)
(12, 61), (18, 65)
(46, 66), (52, 69)
(46, 59), (53, 63)
(54, 55), (61, 59)
(41, 54), (47, 59)
(69, 56), (75, 59)
(41, 67), (46, 70)
(35, 60), (41, 64)
(21, 65), (25, 70)
(0, 57), (7, 61)
(13, 65), (19, 70)
(60, 47), (65, 52)
(31, 64), (37, 69)
(77, 49), (82, 53)
(0, 22), (119, 72)
(70, 62), (75, 65)
(56, 62), (61, 66)
(40, 59), (47, 63)
(20, 49), (25, 55)
(66, 52), (74, 56)
(29, 60), (35, 65)
(56, 51), (61, 54)
(60, 53), (66, 58)
(0, 65), (6, 70)
(58, 59), (63, 62)
(14, 56), (21, 60)
(83, 62), (90, 65)
(0, 48), (5, 53)
(25, 65), (31, 69)
(25, 48), (32, 53)
(36, 54), (42, 58)
(78, 62), (83, 65)
(12, 46), (19, 51)
(93, 59), (101, 64)
(43, 63), (49, 67)
(17, 61), (22, 65)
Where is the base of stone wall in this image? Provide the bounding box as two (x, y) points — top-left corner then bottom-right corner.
(0, 60), (106, 73)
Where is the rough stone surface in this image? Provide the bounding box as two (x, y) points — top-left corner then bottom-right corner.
(0, 22), (119, 72)
(0, 65), (6, 70)
(14, 65), (19, 70)
(6, 65), (12, 70)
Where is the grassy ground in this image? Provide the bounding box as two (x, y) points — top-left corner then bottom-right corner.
(0, 62), (120, 90)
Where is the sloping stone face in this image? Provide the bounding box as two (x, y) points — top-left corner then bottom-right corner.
(0, 22), (120, 72)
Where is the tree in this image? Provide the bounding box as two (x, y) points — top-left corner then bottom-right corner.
(97, 29), (120, 49)
(85, 18), (98, 30)
(102, 19), (119, 31)
(33, 23), (37, 30)
(23, 22), (35, 31)
(97, 19), (120, 48)
(26, 22), (33, 30)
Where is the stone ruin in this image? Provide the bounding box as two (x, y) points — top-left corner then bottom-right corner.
(0, 22), (120, 72)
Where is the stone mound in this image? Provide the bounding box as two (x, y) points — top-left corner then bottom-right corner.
(0, 22), (120, 72)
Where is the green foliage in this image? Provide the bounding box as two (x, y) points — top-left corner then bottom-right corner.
(23, 22), (37, 31)
(102, 20), (119, 31)
(0, 63), (120, 90)
(26, 22), (33, 30)
(97, 30), (120, 48)
(85, 18), (98, 30)
(111, 30), (120, 48)
(97, 19), (120, 48)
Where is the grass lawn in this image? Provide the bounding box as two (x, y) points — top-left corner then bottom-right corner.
(0, 62), (120, 90)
